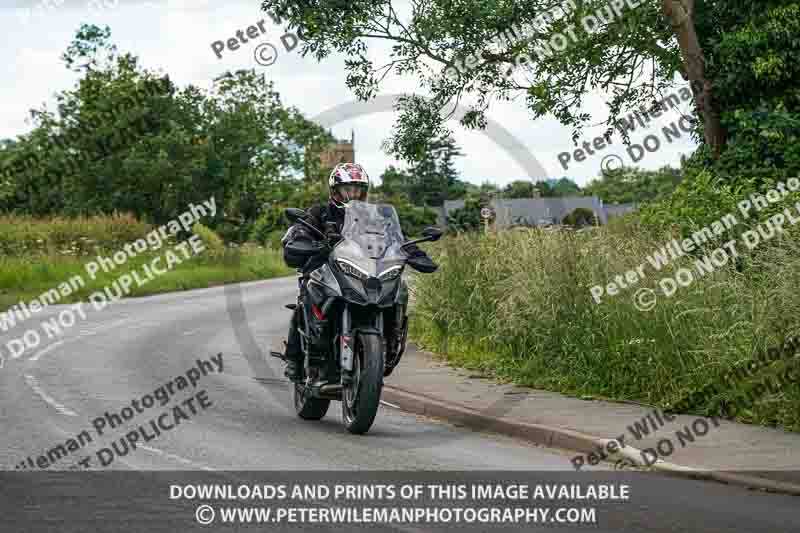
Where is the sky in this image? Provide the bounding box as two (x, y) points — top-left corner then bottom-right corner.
(1, 0), (698, 188)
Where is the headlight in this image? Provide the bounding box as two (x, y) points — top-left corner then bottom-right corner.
(378, 266), (403, 281)
(336, 259), (368, 281)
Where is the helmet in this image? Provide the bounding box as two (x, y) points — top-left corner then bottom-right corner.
(329, 163), (370, 207)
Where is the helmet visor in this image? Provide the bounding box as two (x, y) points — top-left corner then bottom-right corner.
(335, 184), (368, 203)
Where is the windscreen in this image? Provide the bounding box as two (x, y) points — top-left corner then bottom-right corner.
(332, 201), (407, 276)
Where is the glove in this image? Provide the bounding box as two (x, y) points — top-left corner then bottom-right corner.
(402, 243), (425, 257)
(326, 232), (342, 246)
(323, 221), (342, 246)
(403, 244), (438, 273)
(310, 240), (331, 255)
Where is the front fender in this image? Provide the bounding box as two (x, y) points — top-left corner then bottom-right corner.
(394, 277), (409, 306)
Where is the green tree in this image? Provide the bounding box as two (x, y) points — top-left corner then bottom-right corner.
(2, 24), (331, 238)
(202, 69), (331, 230)
(520, 177), (581, 198)
(502, 180), (536, 199)
(0, 139), (18, 210)
(374, 165), (412, 200)
(260, 1), (800, 170)
(551, 177), (581, 197)
(403, 132), (463, 206)
(584, 166), (682, 204)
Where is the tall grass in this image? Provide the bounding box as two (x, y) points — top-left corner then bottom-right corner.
(411, 222), (800, 431)
(0, 213), (150, 257)
(0, 215), (293, 311)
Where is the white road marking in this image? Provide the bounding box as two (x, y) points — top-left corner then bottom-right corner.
(380, 400), (400, 409)
(140, 445), (216, 471)
(20, 315), (217, 471)
(27, 318), (130, 364)
(24, 317), (133, 418)
(182, 328), (201, 336)
(45, 424), (138, 471)
(29, 340), (66, 362)
(103, 318), (130, 330)
(24, 374), (78, 417)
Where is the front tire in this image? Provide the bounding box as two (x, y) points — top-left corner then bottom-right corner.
(293, 382), (331, 420)
(342, 333), (384, 434)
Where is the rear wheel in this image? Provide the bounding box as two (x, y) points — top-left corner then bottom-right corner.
(342, 333), (384, 434)
(293, 382), (331, 420)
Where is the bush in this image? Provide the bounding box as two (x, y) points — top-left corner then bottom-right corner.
(249, 206), (287, 245)
(215, 222), (251, 244)
(266, 229), (285, 249)
(250, 214), (274, 245)
(394, 202), (439, 237)
(562, 207), (597, 227)
(637, 170), (745, 236)
(192, 222), (226, 261)
(446, 196), (485, 233)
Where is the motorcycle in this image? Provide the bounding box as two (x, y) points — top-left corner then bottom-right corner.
(272, 201), (442, 434)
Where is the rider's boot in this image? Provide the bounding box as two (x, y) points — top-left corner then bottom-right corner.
(285, 358), (302, 382)
(284, 315), (304, 382)
(284, 345), (303, 382)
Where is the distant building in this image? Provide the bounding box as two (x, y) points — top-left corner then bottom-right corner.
(305, 130), (355, 181)
(319, 130), (355, 169)
(438, 196), (639, 228)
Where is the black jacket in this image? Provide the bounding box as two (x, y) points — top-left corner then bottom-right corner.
(281, 202), (342, 269)
(282, 201), (437, 273)
(306, 202), (345, 235)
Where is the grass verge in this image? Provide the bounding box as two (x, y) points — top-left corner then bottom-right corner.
(409, 221), (800, 432)
(0, 216), (293, 312)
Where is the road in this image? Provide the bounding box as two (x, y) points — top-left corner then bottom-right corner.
(1, 277), (798, 532)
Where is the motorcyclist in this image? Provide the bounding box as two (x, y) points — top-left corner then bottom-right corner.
(281, 162), (437, 381)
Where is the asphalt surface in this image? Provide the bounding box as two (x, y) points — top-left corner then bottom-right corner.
(1, 277), (798, 532)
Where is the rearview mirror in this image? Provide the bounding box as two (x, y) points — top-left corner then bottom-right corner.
(422, 226), (443, 242)
(401, 226), (444, 250)
(284, 208), (327, 239)
(284, 208), (306, 223)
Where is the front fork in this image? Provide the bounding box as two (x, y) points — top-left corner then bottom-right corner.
(339, 305), (383, 384)
(340, 306), (353, 373)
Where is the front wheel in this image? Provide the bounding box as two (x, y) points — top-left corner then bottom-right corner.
(342, 333), (384, 434)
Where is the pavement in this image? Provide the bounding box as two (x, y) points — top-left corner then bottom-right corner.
(2, 277), (799, 532)
(384, 345), (800, 493)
